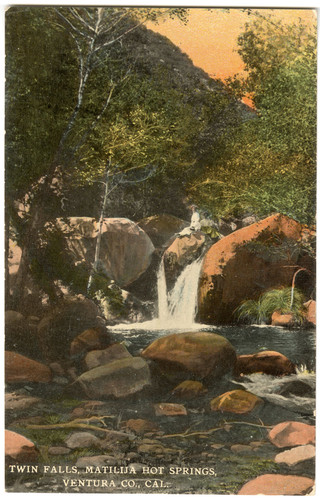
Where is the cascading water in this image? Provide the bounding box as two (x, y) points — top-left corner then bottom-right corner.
(111, 254), (205, 331)
(157, 256), (204, 328)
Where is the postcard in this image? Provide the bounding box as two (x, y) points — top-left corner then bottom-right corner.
(4, 3), (316, 496)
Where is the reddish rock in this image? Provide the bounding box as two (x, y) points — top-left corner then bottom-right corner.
(70, 328), (107, 358)
(172, 380), (207, 399)
(5, 430), (39, 463)
(303, 299), (316, 326)
(210, 389), (263, 414)
(268, 421), (315, 448)
(84, 343), (132, 370)
(271, 311), (296, 327)
(237, 474), (314, 495)
(234, 350), (296, 377)
(141, 331), (236, 382)
(198, 213), (315, 324)
(164, 232), (206, 288)
(154, 403), (187, 416)
(123, 419), (160, 434)
(5, 351), (52, 384)
(275, 444), (315, 466)
(138, 214), (188, 248)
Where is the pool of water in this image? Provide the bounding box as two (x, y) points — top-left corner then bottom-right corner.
(110, 323), (316, 371)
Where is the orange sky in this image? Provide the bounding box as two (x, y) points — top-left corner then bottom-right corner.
(148, 8), (316, 81)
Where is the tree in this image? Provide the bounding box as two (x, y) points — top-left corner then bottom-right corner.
(188, 12), (317, 224)
(6, 6), (192, 306)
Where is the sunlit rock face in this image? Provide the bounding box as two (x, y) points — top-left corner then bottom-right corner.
(198, 213), (315, 324)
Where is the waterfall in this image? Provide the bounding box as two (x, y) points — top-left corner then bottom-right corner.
(110, 254), (206, 331)
(156, 256), (204, 329)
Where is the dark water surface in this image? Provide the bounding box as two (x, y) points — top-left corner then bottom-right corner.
(110, 324), (316, 371)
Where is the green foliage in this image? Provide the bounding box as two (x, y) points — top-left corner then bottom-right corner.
(236, 286), (306, 325)
(189, 13), (316, 224)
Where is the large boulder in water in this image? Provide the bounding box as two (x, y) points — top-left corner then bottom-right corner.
(198, 213), (315, 324)
(55, 217), (155, 287)
(141, 331), (236, 383)
(138, 214), (188, 248)
(234, 350), (296, 377)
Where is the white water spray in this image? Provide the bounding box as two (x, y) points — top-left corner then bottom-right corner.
(111, 254), (205, 331)
(157, 256), (204, 328)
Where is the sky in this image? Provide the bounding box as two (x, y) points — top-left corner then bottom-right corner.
(148, 8), (316, 81)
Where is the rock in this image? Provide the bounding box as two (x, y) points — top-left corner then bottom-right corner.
(164, 232), (206, 289)
(55, 217), (155, 287)
(303, 299), (316, 326)
(141, 331), (236, 382)
(210, 389), (263, 414)
(48, 446), (71, 456)
(37, 296), (107, 361)
(154, 403), (187, 416)
(85, 343), (132, 370)
(198, 213), (315, 324)
(76, 455), (118, 468)
(5, 430), (39, 463)
(218, 219), (238, 236)
(275, 444), (315, 466)
(268, 421), (315, 448)
(271, 311), (296, 327)
(70, 328), (108, 358)
(5, 392), (41, 411)
(241, 215), (258, 227)
(237, 474), (314, 495)
(278, 380), (315, 398)
(123, 419), (160, 435)
(5, 351), (52, 383)
(77, 357), (151, 398)
(64, 432), (101, 450)
(234, 350), (296, 377)
(137, 214), (188, 248)
(172, 380), (207, 399)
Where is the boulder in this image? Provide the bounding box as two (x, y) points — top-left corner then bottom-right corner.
(234, 350), (296, 377)
(210, 389), (263, 414)
(77, 357), (151, 398)
(37, 296), (107, 362)
(237, 474), (314, 495)
(84, 343), (132, 370)
(5, 430), (39, 463)
(64, 432), (101, 450)
(172, 380), (207, 399)
(163, 232), (206, 289)
(70, 328), (108, 358)
(55, 217), (155, 287)
(5, 392), (41, 412)
(303, 299), (316, 327)
(198, 213), (315, 324)
(141, 331), (236, 382)
(154, 403), (187, 416)
(5, 351), (52, 384)
(137, 214), (188, 248)
(275, 444), (315, 466)
(268, 421), (315, 448)
(271, 311), (296, 327)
